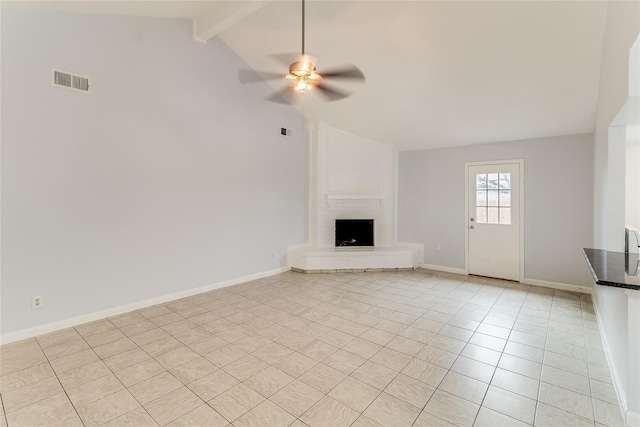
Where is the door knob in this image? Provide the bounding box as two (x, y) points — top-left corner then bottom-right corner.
(470, 225), (475, 229)
(470, 218), (475, 222)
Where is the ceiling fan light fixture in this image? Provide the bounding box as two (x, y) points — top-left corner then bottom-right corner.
(295, 77), (310, 93)
(289, 61), (314, 77)
(237, 0), (364, 103)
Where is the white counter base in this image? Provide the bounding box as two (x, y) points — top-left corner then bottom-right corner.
(288, 244), (424, 273)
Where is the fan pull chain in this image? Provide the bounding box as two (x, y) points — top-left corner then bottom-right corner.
(301, 95), (305, 140)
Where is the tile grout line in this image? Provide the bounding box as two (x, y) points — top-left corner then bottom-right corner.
(2, 270), (619, 427)
(464, 281), (556, 425)
(32, 336), (86, 426)
(464, 279), (517, 427)
(107, 317), (227, 425)
(70, 317), (194, 426)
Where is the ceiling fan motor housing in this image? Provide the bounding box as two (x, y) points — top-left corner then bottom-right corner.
(289, 61), (320, 79)
(237, 0), (364, 102)
(290, 60), (323, 94)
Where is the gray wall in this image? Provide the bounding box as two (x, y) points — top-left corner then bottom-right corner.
(1, 8), (307, 335)
(398, 133), (594, 286)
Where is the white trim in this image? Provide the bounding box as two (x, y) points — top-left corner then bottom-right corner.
(192, 20), (207, 44)
(592, 294), (630, 425)
(465, 159), (525, 283)
(522, 277), (592, 294)
(0, 267), (290, 345)
(287, 242), (309, 252)
(287, 242), (310, 267)
(464, 165), (469, 274)
(393, 149), (399, 245)
(421, 263), (468, 275)
(326, 195), (385, 200)
(418, 265), (592, 294)
(519, 161), (525, 283)
(625, 288), (640, 426)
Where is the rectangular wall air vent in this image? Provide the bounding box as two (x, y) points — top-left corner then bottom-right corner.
(51, 68), (91, 93)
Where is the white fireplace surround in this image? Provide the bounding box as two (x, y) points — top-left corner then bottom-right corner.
(288, 122), (424, 272)
(288, 243), (424, 272)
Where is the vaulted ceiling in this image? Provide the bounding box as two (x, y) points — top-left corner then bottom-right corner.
(7, 1), (610, 150)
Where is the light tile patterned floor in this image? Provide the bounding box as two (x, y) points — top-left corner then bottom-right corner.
(0, 269), (626, 427)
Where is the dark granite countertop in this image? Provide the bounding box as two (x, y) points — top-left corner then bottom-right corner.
(583, 248), (640, 291)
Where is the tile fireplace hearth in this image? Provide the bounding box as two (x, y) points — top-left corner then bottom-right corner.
(288, 244), (423, 273)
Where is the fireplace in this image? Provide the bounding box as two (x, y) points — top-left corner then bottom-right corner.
(335, 219), (374, 247)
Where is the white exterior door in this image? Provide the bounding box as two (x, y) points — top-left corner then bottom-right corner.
(467, 162), (522, 281)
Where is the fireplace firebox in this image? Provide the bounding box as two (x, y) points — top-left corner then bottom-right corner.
(335, 219), (374, 247)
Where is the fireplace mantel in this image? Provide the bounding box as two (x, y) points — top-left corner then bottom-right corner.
(326, 195), (386, 207)
(326, 195), (385, 200)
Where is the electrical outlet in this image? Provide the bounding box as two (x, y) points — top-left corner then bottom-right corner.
(270, 252), (276, 259)
(458, 200), (464, 207)
(436, 244), (442, 251)
(32, 296), (43, 309)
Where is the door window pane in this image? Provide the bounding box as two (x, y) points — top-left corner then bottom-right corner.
(500, 208), (511, 224)
(487, 173), (499, 189)
(475, 172), (512, 225)
(476, 174), (487, 189)
(487, 190), (499, 206)
(499, 190), (511, 207)
(476, 191), (487, 206)
(476, 207), (487, 223)
(488, 207), (499, 224)
(499, 173), (511, 189)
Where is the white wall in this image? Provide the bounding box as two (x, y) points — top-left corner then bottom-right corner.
(1, 8), (307, 336)
(398, 133), (594, 287)
(625, 33), (640, 229)
(627, 125), (640, 227)
(593, 2), (640, 249)
(590, 2), (640, 419)
(310, 121), (396, 248)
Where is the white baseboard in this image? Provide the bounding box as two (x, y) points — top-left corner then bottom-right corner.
(592, 294), (630, 426)
(523, 277), (592, 294)
(418, 264), (592, 294)
(0, 266), (290, 345)
(420, 264), (468, 275)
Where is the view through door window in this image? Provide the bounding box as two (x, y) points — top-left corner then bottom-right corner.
(475, 173), (511, 224)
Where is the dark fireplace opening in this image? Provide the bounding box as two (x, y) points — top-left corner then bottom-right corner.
(335, 219), (374, 247)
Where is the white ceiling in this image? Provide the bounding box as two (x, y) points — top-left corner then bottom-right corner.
(7, 1), (610, 150)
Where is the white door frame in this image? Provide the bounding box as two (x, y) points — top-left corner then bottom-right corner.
(465, 159), (525, 283)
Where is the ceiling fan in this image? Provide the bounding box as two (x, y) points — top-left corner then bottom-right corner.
(238, 0), (365, 103)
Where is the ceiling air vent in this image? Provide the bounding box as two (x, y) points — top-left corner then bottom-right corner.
(51, 68), (91, 93)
